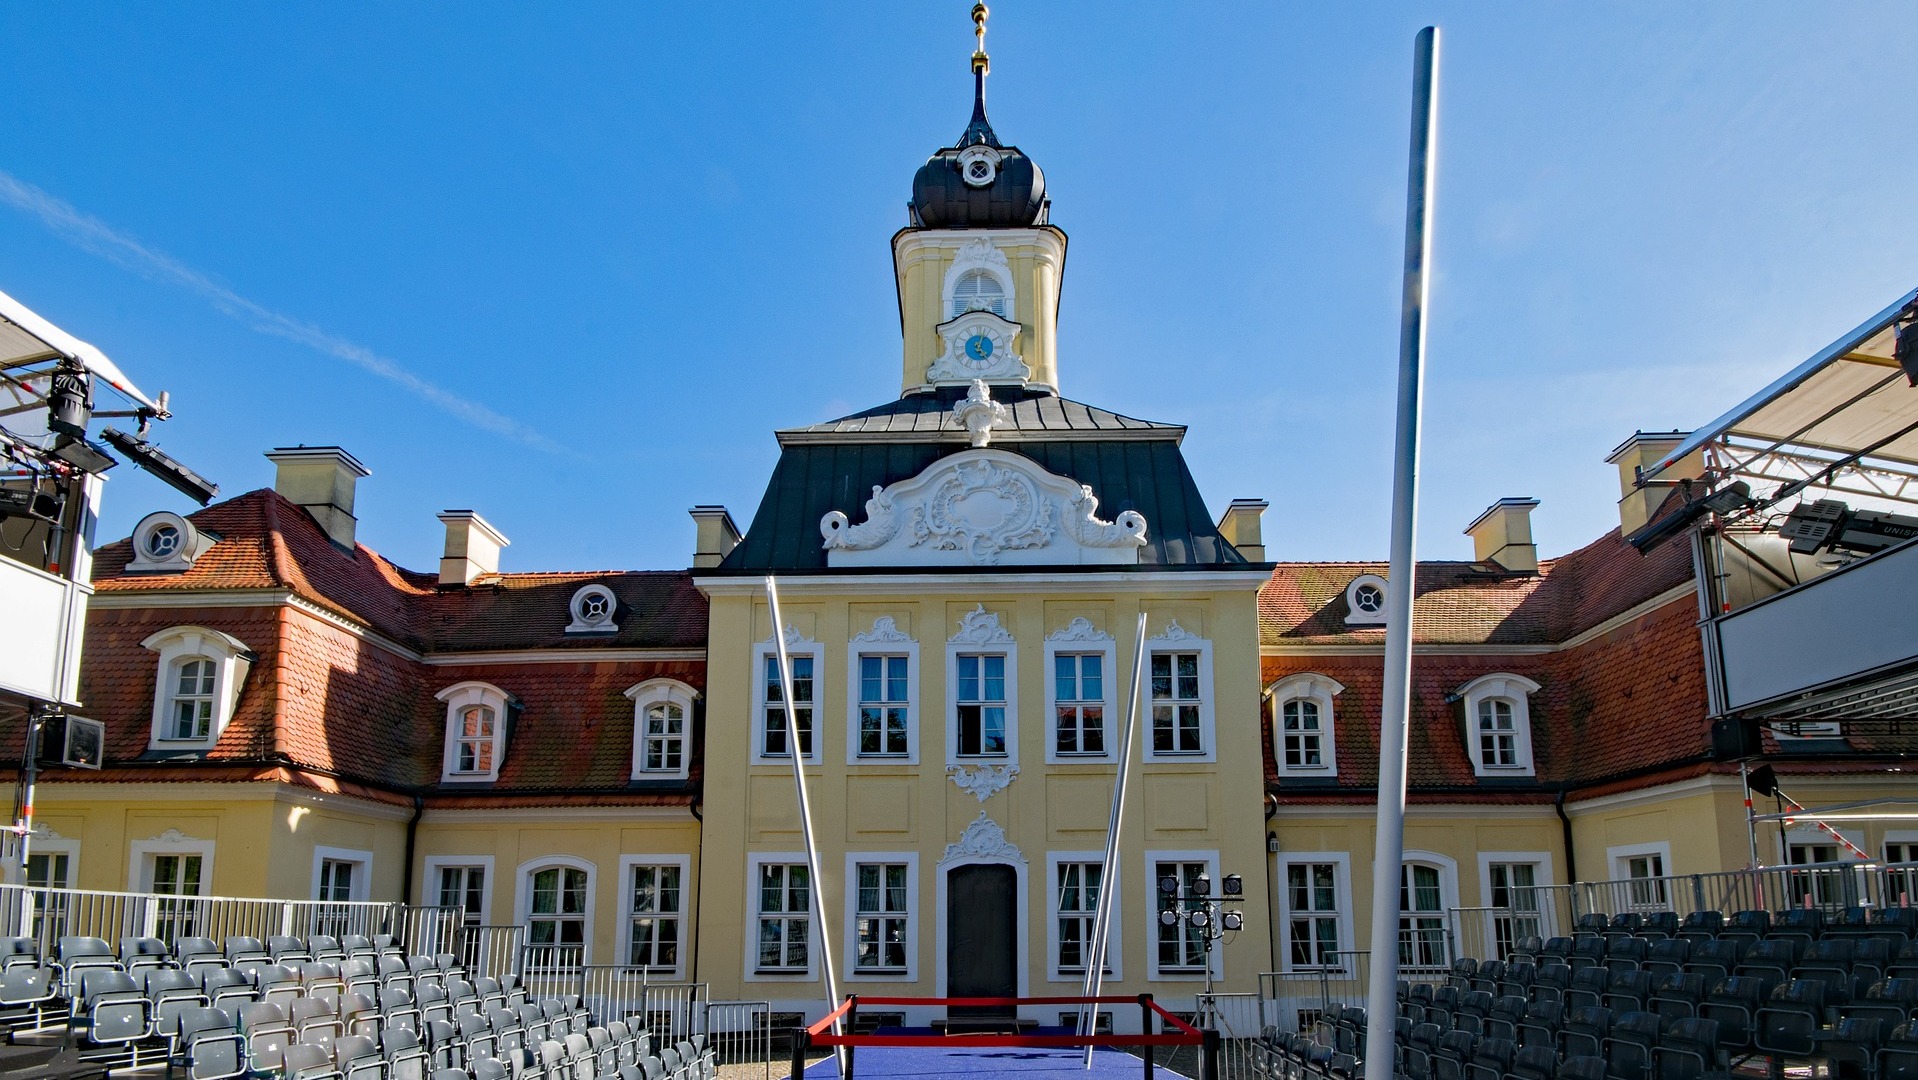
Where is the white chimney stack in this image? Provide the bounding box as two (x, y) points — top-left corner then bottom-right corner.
(438, 510), (509, 586)
(264, 446), (369, 551)
(1464, 498), (1540, 573)
(1217, 499), (1269, 561)
(688, 506), (742, 569)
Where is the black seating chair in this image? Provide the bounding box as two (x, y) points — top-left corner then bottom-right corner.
(1533, 963), (1571, 1007)
(1434, 1029), (1477, 1080)
(1562, 1005), (1611, 1060)
(1734, 939), (1799, 991)
(1407, 1022), (1443, 1080)
(1650, 971), (1708, 1022)
(1516, 1000), (1561, 1052)
(1644, 938), (1690, 980)
(1601, 1010), (1661, 1080)
(1575, 913), (1611, 936)
(1699, 976), (1767, 1056)
(1772, 908), (1826, 951)
(1684, 939), (1742, 987)
(1851, 937), (1893, 987)
(1822, 1015), (1883, 1080)
(1881, 1020), (1918, 1080)
(1607, 937), (1649, 972)
(1559, 1055), (1607, 1080)
(1650, 1017), (1720, 1080)
(1570, 935), (1609, 973)
(1605, 969), (1656, 1015)
(1464, 1035), (1512, 1080)
(1455, 991), (1494, 1038)
(1471, 960), (1507, 997)
(1798, 937), (1861, 1010)
(1506, 1043), (1554, 1080)
(1845, 977), (1918, 1029)
(1677, 911), (1723, 944)
(1487, 995), (1526, 1042)
(1499, 960), (1537, 1001)
(1567, 966), (1609, 1012)
(1541, 938), (1574, 966)
(1868, 908), (1918, 947)
(178, 1005), (247, 1080)
(1641, 912), (1681, 939)
(1607, 913), (1645, 940)
(1892, 941), (1918, 982)
(1721, 910), (1770, 949)
(1450, 957), (1480, 990)
(1754, 978), (1825, 1063)
(1511, 936), (1544, 963)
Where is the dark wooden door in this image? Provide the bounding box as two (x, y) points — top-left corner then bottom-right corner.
(947, 864), (1017, 1018)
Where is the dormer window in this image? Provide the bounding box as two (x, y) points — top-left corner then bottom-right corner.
(1344, 574), (1388, 627)
(565, 584), (619, 634)
(1270, 673), (1344, 776)
(1456, 674), (1541, 777)
(127, 511), (215, 573)
(438, 682), (512, 783)
(950, 269), (1006, 318)
(144, 626), (252, 751)
(626, 679), (698, 780)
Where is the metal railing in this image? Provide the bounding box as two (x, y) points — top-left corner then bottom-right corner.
(706, 999), (774, 1078)
(460, 924), (527, 983)
(0, 883), (410, 954)
(1196, 991), (1264, 1080)
(511, 948), (709, 1041)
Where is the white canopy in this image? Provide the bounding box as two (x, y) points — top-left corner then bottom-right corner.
(0, 287), (163, 414)
(1641, 286), (1918, 483)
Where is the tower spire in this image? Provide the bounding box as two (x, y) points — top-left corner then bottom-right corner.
(962, 3), (999, 147)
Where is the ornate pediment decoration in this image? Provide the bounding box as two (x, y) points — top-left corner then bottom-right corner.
(940, 812), (1026, 866)
(1152, 619), (1200, 643)
(852, 616), (914, 645)
(820, 449), (1149, 567)
(949, 605), (1013, 645)
(1046, 617), (1113, 643)
(151, 828), (198, 844)
(928, 310), (1029, 385)
(947, 763), (1019, 802)
(764, 624), (817, 649)
(952, 380), (1011, 447)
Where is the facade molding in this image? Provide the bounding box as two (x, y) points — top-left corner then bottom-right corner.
(698, 570), (1272, 597)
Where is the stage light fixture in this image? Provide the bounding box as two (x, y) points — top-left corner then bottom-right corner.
(101, 428), (221, 505)
(1159, 910), (1178, 927)
(1746, 764), (1779, 797)
(49, 435), (117, 475)
(1701, 481), (1754, 516)
(0, 488), (62, 524)
(46, 366), (92, 438)
(1189, 909), (1210, 929)
(1159, 875), (1179, 896)
(1195, 873), (1211, 895)
(1222, 874), (1243, 897)
(1221, 912), (1244, 932)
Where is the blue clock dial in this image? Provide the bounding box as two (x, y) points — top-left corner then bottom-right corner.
(965, 334), (994, 362)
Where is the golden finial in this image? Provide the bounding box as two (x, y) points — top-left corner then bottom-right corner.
(971, 3), (990, 75)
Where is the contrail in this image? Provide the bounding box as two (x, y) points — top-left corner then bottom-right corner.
(0, 169), (566, 454)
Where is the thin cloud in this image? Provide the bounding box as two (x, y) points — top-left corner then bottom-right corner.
(0, 169), (566, 454)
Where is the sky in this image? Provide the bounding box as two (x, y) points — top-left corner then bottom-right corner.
(3, 4), (1916, 574)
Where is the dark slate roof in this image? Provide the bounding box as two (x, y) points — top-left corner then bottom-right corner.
(778, 386), (1180, 444)
(717, 436), (1250, 572)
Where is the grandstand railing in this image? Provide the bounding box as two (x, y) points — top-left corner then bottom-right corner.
(459, 923), (527, 982)
(513, 946), (710, 1043)
(0, 882), (426, 954)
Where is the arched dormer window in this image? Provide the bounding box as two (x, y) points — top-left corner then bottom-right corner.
(144, 626), (253, 751)
(626, 678), (699, 780)
(1269, 673), (1344, 776)
(438, 681), (513, 783)
(949, 269), (1007, 318)
(1455, 674), (1541, 777)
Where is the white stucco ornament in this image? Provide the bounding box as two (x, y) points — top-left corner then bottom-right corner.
(947, 763), (1020, 801)
(820, 448), (1148, 567)
(940, 812), (1026, 865)
(928, 310), (1029, 384)
(953, 380), (1011, 447)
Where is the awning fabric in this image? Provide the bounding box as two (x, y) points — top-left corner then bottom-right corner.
(0, 288), (162, 413)
(1641, 287), (1918, 483)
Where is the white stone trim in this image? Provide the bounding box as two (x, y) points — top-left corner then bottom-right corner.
(946, 607), (1019, 770)
(940, 237), (1016, 322)
(1273, 851), (1355, 975)
(437, 681), (513, 783)
(1143, 623), (1215, 763)
(616, 853), (692, 979)
(1144, 849), (1223, 983)
(842, 851), (921, 982)
(1344, 575), (1389, 627)
(1046, 850), (1123, 983)
(745, 852), (818, 983)
(312, 845), (374, 902)
(626, 678), (699, 780)
(420, 855), (495, 921)
(697, 570), (1270, 596)
(934, 823), (1030, 1006)
(514, 855), (597, 965)
(1044, 619), (1118, 765)
(565, 584), (620, 634)
(1474, 851), (1557, 942)
(1456, 673), (1541, 777)
(846, 618), (920, 765)
(1269, 673), (1343, 777)
(143, 625), (253, 752)
(753, 628), (824, 765)
(128, 829), (215, 894)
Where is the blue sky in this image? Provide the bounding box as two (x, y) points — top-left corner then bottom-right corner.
(3, 4), (1915, 573)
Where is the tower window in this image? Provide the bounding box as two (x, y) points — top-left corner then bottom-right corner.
(950, 270), (1006, 318)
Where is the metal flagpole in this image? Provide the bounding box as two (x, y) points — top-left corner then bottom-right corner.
(1080, 613), (1150, 1066)
(765, 577), (844, 1072)
(1363, 26), (1439, 1080)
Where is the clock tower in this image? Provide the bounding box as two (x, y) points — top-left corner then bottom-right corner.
(895, 3), (1067, 397)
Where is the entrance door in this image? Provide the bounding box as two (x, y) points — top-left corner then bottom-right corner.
(947, 864), (1016, 1019)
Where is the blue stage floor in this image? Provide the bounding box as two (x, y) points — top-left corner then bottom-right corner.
(800, 1042), (1192, 1079)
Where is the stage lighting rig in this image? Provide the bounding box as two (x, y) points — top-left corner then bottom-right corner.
(101, 427), (220, 506)
(1157, 870), (1246, 994)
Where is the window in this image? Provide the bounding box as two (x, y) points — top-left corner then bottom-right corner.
(754, 861), (811, 974)
(626, 679), (699, 780)
(143, 626), (252, 751)
(519, 860), (593, 966)
(1286, 862), (1343, 970)
(1399, 863), (1448, 972)
(1607, 843), (1673, 912)
(622, 859), (685, 975)
(1044, 619), (1116, 763)
(1455, 674), (1540, 777)
(129, 833), (215, 944)
(426, 858), (490, 968)
(311, 846), (371, 935)
(564, 583), (619, 634)
(1054, 862), (1103, 975)
(947, 606), (1017, 766)
(436, 865), (487, 923)
(1487, 861), (1543, 959)
(1343, 574), (1389, 627)
(1783, 829), (1864, 910)
(1145, 624), (1214, 762)
(1270, 674), (1343, 776)
(755, 629), (822, 763)
(1885, 841), (1918, 905)
(1152, 858), (1212, 975)
(950, 269), (1006, 318)
(437, 682), (512, 783)
(853, 862), (909, 973)
(956, 655), (1008, 757)
(25, 844), (74, 942)
(847, 618), (918, 764)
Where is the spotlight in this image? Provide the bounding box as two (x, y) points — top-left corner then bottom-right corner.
(1222, 874), (1243, 897)
(1159, 875), (1179, 896)
(46, 366), (92, 438)
(1195, 873), (1211, 895)
(0, 488), (62, 524)
(1189, 909), (1210, 930)
(49, 435), (117, 475)
(1159, 910), (1179, 927)
(101, 428), (221, 505)
(1700, 481), (1754, 516)
(1746, 764), (1779, 797)
(1222, 912), (1244, 932)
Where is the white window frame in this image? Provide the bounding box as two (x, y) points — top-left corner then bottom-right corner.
(128, 832), (216, 894)
(1476, 851), (1556, 954)
(1144, 849), (1222, 982)
(437, 681), (512, 783)
(1144, 623), (1215, 763)
(24, 830), (79, 887)
(1399, 851), (1459, 974)
(421, 855), (494, 922)
(1456, 673), (1540, 777)
(1884, 832), (1918, 904)
(1606, 841), (1675, 912)
(514, 856), (596, 964)
(846, 618), (919, 765)
(311, 845), (373, 902)
(626, 678), (698, 780)
(745, 852), (817, 981)
(1270, 673), (1343, 776)
(1344, 574), (1389, 626)
(946, 606), (1018, 768)
(843, 851), (919, 982)
(753, 628), (825, 765)
(1046, 851), (1122, 983)
(143, 626), (252, 751)
(617, 854), (691, 979)
(941, 245), (1016, 322)
(1043, 620), (1118, 765)
(1276, 852), (1354, 974)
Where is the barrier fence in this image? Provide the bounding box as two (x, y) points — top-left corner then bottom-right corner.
(706, 999), (774, 1079)
(0, 882), (411, 954)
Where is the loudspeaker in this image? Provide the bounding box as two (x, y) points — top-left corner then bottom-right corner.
(35, 715), (104, 770)
(1710, 718), (1760, 761)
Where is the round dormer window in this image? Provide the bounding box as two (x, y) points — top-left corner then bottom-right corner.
(129, 511), (204, 573)
(144, 523), (182, 560)
(1353, 583), (1383, 614)
(1343, 573), (1390, 626)
(566, 583), (620, 634)
(956, 145), (1001, 188)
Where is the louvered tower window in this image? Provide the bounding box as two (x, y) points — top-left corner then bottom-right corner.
(950, 270), (1006, 317)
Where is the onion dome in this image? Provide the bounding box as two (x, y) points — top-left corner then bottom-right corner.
(909, 4), (1047, 229)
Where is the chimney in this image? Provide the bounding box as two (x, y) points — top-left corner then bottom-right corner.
(1217, 499), (1269, 561)
(1606, 431), (1706, 536)
(264, 446), (370, 551)
(438, 510), (509, 586)
(1465, 497), (1541, 573)
(689, 505), (742, 569)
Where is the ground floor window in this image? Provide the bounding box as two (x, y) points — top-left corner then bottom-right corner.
(527, 865), (589, 963)
(756, 863), (811, 973)
(1286, 861), (1342, 969)
(627, 863), (682, 973)
(853, 862), (908, 973)
(25, 851), (71, 943)
(1487, 861), (1542, 959)
(1055, 862), (1103, 975)
(1887, 842), (1918, 905)
(1399, 863), (1446, 972)
(151, 853), (204, 942)
(1154, 860), (1209, 973)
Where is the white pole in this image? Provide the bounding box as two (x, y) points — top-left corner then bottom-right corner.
(1364, 26), (1439, 1080)
(765, 577), (844, 1071)
(1080, 613), (1150, 1066)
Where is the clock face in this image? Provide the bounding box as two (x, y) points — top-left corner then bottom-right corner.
(964, 334), (995, 364)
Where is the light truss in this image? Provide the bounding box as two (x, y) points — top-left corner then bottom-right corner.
(1708, 436), (1918, 509)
